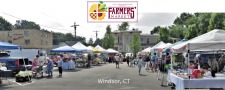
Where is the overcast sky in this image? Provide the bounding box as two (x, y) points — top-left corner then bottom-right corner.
(0, 0), (180, 42)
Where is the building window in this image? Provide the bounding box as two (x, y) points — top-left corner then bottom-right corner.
(129, 36), (132, 42)
(24, 31), (30, 37)
(147, 38), (149, 43)
(141, 38), (143, 43)
(115, 47), (118, 51)
(25, 39), (30, 45)
(8, 40), (12, 43)
(46, 41), (48, 45)
(8, 32), (12, 38)
(41, 33), (43, 36)
(45, 34), (48, 38)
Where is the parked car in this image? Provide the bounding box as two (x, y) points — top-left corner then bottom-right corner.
(0, 57), (31, 76)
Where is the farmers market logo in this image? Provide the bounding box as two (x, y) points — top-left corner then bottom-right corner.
(89, 1), (107, 20)
(87, 1), (138, 22)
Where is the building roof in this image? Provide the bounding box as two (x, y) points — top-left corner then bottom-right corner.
(140, 33), (159, 36)
(112, 30), (142, 33)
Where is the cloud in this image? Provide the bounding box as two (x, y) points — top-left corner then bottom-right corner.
(136, 13), (180, 27)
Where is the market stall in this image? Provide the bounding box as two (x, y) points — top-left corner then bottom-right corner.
(168, 29), (225, 89)
(50, 45), (81, 70)
(169, 72), (225, 90)
(0, 41), (22, 84)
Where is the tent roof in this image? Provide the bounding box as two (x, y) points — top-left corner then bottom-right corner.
(150, 41), (166, 52)
(72, 42), (93, 52)
(172, 29), (225, 53)
(95, 45), (107, 53)
(141, 47), (151, 53)
(50, 45), (81, 52)
(88, 46), (101, 53)
(0, 41), (21, 50)
(106, 48), (119, 53)
(163, 39), (187, 53)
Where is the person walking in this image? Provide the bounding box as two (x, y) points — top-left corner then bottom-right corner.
(137, 56), (143, 75)
(87, 53), (91, 68)
(126, 56), (130, 66)
(115, 54), (120, 68)
(151, 53), (158, 73)
(47, 57), (54, 77)
(57, 55), (63, 76)
(145, 54), (151, 70)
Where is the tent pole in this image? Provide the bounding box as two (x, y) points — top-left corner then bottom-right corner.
(187, 43), (190, 90)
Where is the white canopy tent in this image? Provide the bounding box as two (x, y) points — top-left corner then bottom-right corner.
(141, 47), (151, 53)
(155, 43), (172, 49)
(72, 42), (93, 53)
(95, 45), (107, 53)
(106, 48), (119, 53)
(171, 29), (225, 53)
(150, 41), (166, 52)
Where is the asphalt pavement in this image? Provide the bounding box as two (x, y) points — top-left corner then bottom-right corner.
(0, 63), (208, 90)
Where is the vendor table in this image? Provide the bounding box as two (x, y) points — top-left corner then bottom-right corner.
(169, 73), (225, 90)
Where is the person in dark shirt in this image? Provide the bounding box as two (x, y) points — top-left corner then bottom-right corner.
(145, 54), (151, 70)
(126, 56), (130, 66)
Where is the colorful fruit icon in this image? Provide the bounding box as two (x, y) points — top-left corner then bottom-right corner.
(89, 1), (107, 20)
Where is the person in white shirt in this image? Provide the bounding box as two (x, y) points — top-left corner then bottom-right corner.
(202, 66), (212, 77)
(57, 55), (63, 76)
(114, 54), (120, 68)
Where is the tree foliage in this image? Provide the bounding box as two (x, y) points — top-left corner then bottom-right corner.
(0, 16), (13, 30)
(129, 33), (141, 57)
(102, 25), (115, 49)
(157, 27), (172, 43)
(52, 32), (86, 45)
(153, 13), (225, 42)
(93, 38), (102, 46)
(118, 22), (129, 31)
(14, 20), (41, 30)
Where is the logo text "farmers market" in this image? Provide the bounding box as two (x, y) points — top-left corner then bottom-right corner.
(87, 1), (138, 23)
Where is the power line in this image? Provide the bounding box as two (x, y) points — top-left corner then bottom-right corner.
(2, 12), (72, 31)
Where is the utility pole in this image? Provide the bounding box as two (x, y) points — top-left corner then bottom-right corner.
(93, 30), (99, 40)
(71, 22), (79, 42)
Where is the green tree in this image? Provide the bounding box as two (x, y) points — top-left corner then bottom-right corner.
(152, 26), (161, 34)
(195, 13), (211, 35)
(157, 27), (172, 43)
(102, 25), (115, 49)
(173, 13), (194, 27)
(0, 16), (13, 30)
(14, 20), (40, 30)
(118, 22), (129, 31)
(64, 33), (74, 41)
(168, 25), (186, 39)
(93, 38), (102, 46)
(208, 13), (225, 31)
(129, 33), (141, 57)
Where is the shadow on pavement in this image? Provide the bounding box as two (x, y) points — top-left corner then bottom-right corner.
(0, 86), (14, 90)
(139, 74), (147, 76)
